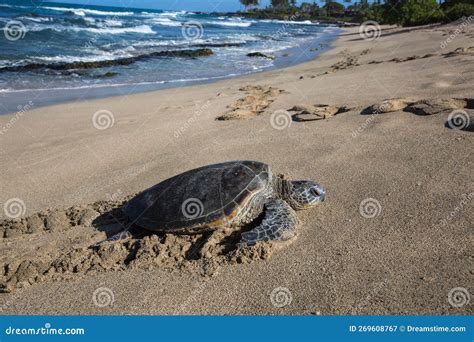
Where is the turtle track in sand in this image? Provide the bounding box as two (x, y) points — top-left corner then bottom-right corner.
(361, 97), (474, 116)
(0, 198), (276, 293)
(216, 85), (285, 120)
(289, 104), (352, 121)
(281, 97), (474, 132)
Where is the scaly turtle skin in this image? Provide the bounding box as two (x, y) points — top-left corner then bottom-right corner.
(109, 160), (326, 245)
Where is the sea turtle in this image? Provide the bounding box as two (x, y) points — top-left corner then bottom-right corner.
(107, 160), (325, 246)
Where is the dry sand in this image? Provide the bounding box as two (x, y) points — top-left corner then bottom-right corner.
(0, 23), (473, 315)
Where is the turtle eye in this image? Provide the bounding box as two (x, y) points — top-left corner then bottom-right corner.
(311, 187), (325, 200)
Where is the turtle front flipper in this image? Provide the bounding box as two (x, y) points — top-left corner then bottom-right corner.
(240, 199), (299, 246)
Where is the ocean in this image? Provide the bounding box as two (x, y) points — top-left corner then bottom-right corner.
(0, 1), (339, 114)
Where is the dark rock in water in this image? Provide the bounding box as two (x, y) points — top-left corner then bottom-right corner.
(96, 72), (119, 78)
(247, 52), (275, 60)
(191, 42), (242, 48)
(0, 49), (214, 73)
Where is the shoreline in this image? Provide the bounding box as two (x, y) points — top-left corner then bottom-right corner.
(0, 27), (340, 116)
(0, 23), (472, 315)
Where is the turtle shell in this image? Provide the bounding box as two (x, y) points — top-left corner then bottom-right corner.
(122, 160), (271, 233)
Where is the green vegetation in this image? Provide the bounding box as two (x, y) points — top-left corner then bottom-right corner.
(236, 0), (474, 27)
(441, 0), (474, 20)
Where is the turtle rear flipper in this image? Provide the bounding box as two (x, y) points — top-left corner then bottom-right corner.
(95, 225), (144, 246)
(240, 199), (299, 246)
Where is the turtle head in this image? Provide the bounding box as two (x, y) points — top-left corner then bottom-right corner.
(286, 180), (326, 210)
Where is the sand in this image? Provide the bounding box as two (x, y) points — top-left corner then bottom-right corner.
(0, 23), (473, 315)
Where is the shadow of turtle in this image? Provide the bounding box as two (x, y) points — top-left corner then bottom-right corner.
(91, 205), (143, 240)
(90, 203), (259, 260)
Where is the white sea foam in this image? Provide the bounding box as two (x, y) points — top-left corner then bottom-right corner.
(0, 71), (260, 94)
(27, 24), (155, 35)
(206, 21), (252, 27)
(30, 52), (132, 64)
(260, 19), (318, 25)
(17, 16), (52, 23)
(147, 18), (182, 27)
(43, 6), (135, 17)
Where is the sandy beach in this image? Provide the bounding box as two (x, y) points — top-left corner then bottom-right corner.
(0, 23), (473, 315)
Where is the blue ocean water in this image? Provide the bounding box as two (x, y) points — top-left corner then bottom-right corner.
(0, 1), (339, 113)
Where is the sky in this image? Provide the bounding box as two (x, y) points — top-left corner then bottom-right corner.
(48, 0), (314, 12)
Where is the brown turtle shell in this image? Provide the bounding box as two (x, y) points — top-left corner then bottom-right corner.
(122, 160), (271, 233)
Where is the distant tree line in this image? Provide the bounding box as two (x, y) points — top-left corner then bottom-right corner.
(238, 0), (474, 26)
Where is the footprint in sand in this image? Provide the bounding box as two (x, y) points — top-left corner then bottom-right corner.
(361, 97), (473, 116)
(216, 85), (285, 120)
(361, 97), (474, 132)
(367, 46), (474, 65)
(289, 104), (351, 121)
(361, 98), (416, 114)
